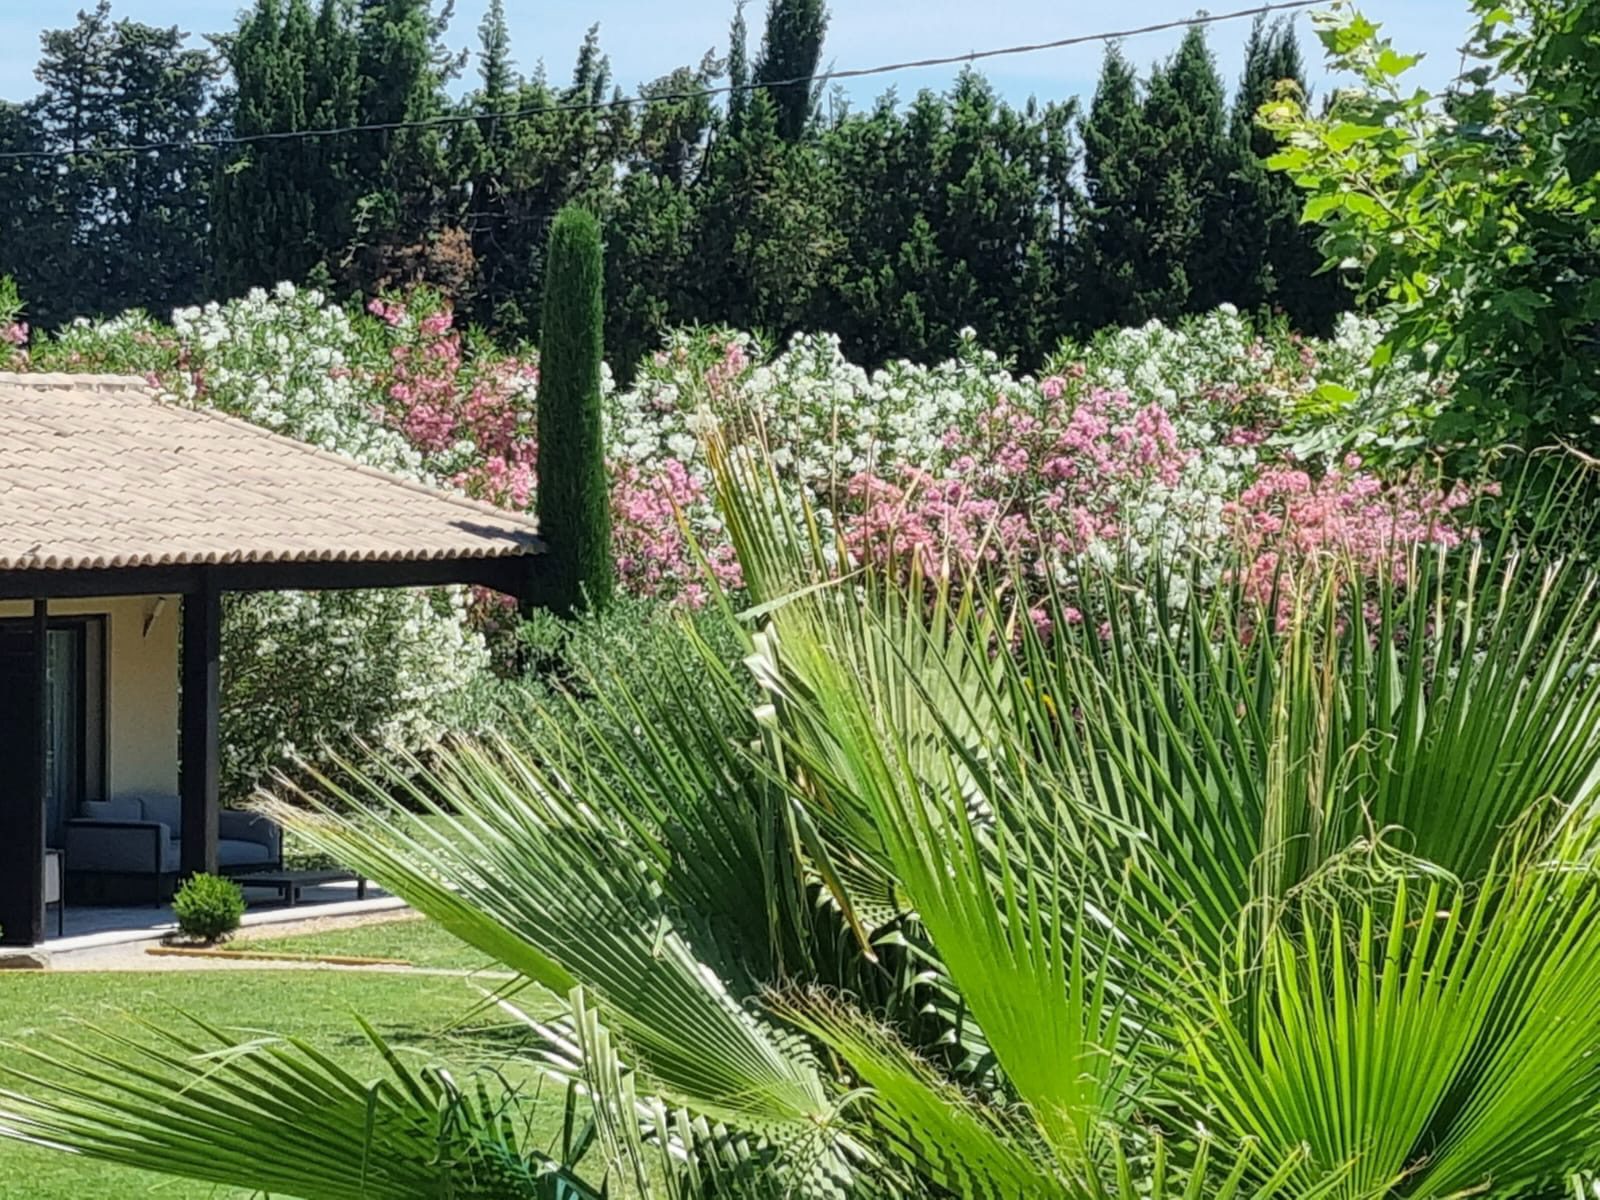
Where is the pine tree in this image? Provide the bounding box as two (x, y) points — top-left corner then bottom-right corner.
(754, 0), (828, 142)
(727, 0), (751, 134)
(1077, 45), (1147, 328)
(20, 2), (216, 322)
(537, 205), (613, 616)
(1138, 24), (1228, 316)
(477, 0), (514, 105)
(570, 24), (610, 105)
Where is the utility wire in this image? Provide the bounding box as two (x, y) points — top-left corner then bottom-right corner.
(0, 0), (1320, 162)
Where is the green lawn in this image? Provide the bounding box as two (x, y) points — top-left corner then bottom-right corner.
(237, 915), (493, 970)
(0, 961), (555, 1199)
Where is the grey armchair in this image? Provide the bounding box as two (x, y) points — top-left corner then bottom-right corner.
(64, 794), (282, 904)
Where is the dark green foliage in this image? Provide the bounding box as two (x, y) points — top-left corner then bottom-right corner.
(212, 0), (459, 298)
(1077, 46), (1148, 328)
(171, 873), (247, 942)
(818, 74), (1078, 364)
(537, 205), (613, 617)
(211, 0), (359, 296)
(3, 1), (1352, 372)
(475, 0), (513, 104)
(460, 31), (628, 339)
(1216, 17), (1346, 331)
(0, 1), (215, 326)
(727, 0), (751, 133)
(754, 0), (828, 142)
(1143, 26), (1229, 315)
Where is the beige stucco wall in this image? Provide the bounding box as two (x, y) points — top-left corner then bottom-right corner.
(0, 594), (179, 798)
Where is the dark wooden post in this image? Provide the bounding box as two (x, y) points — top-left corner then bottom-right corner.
(179, 573), (221, 878)
(0, 600), (48, 946)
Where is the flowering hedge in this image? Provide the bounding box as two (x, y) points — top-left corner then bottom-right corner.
(10, 280), (1470, 791)
(615, 309), (1466, 617)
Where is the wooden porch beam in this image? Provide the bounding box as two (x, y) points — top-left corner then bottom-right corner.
(0, 553), (547, 604)
(179, 573), (220, 879)
(0, 599), (47, 946)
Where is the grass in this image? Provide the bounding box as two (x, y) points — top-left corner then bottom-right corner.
(236, 915), (491, 969)
(0, 957), (559, 1198)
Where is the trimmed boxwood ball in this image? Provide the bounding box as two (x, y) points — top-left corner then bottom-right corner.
(537, 203), (614, 617)
(172, 873), (247, 943)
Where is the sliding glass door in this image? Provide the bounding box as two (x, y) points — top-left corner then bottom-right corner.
(0, 618), (106, 846)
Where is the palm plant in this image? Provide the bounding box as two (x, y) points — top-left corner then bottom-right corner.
(5, 431), (1600, 1197)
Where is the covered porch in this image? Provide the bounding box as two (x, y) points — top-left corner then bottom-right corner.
(0, 372), (547, 949)
(49, 875), (397, 953)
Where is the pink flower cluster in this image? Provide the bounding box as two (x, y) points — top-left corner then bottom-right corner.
(612, 460), (741, 607)
(1, 321), (27, 346)
(371, 295), (733, 609)
(370, 299), (540, 512)
(1224, 454), (1481, 623)
(840, 388), (1191, 580)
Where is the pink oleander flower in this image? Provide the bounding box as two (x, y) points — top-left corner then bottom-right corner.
(367, 298), (407, 327)
(611, 459), (742, 604)
(1224, 461), (1477, 629)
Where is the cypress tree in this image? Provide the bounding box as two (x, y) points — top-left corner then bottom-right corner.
(537, 205), (614, 616)
(1139, 25), (1228, 316)
(727, 0), (751, 134)
(1213, 17), (1277, 313)
(1213, 19), (1348, 331)
(212, 0), (359, 295)
(754, 0), (828, 142)
(1077, 45), (1147, 328)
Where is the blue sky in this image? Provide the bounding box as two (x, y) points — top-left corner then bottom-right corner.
(2, 1), (1476, 110)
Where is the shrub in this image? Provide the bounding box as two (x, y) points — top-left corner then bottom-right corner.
(537, 205), (614, 616)
(0, 275), (26, 368)
(171, 873), (246, 943)
(1265, 1), (1600, 464)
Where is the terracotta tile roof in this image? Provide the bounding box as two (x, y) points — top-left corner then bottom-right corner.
(0, 373), (544, 572)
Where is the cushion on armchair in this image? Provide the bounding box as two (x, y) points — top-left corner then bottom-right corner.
(219, 838), (276, 868)
(137, 794), (182, 832)
(64, 820), (179, 874)
(80, 797), (144, 823)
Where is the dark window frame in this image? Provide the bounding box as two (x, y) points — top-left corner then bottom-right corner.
(0, 614), (109, 838)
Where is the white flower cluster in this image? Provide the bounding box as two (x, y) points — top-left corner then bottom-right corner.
(53, 285), (491, 798)
(168, 288), (428, 478)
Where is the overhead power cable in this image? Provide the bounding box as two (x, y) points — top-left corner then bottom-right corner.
(0, 0), (1320, 162)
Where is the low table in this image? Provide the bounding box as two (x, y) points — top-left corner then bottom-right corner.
(233, 868), (367, 906)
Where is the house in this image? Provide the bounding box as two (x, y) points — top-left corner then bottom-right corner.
(0, 371), (547, 947)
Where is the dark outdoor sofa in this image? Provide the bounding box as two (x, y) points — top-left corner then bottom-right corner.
(63, 793), (281, 904)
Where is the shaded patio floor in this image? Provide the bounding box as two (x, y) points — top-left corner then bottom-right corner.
(48, 879), (400, 951)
